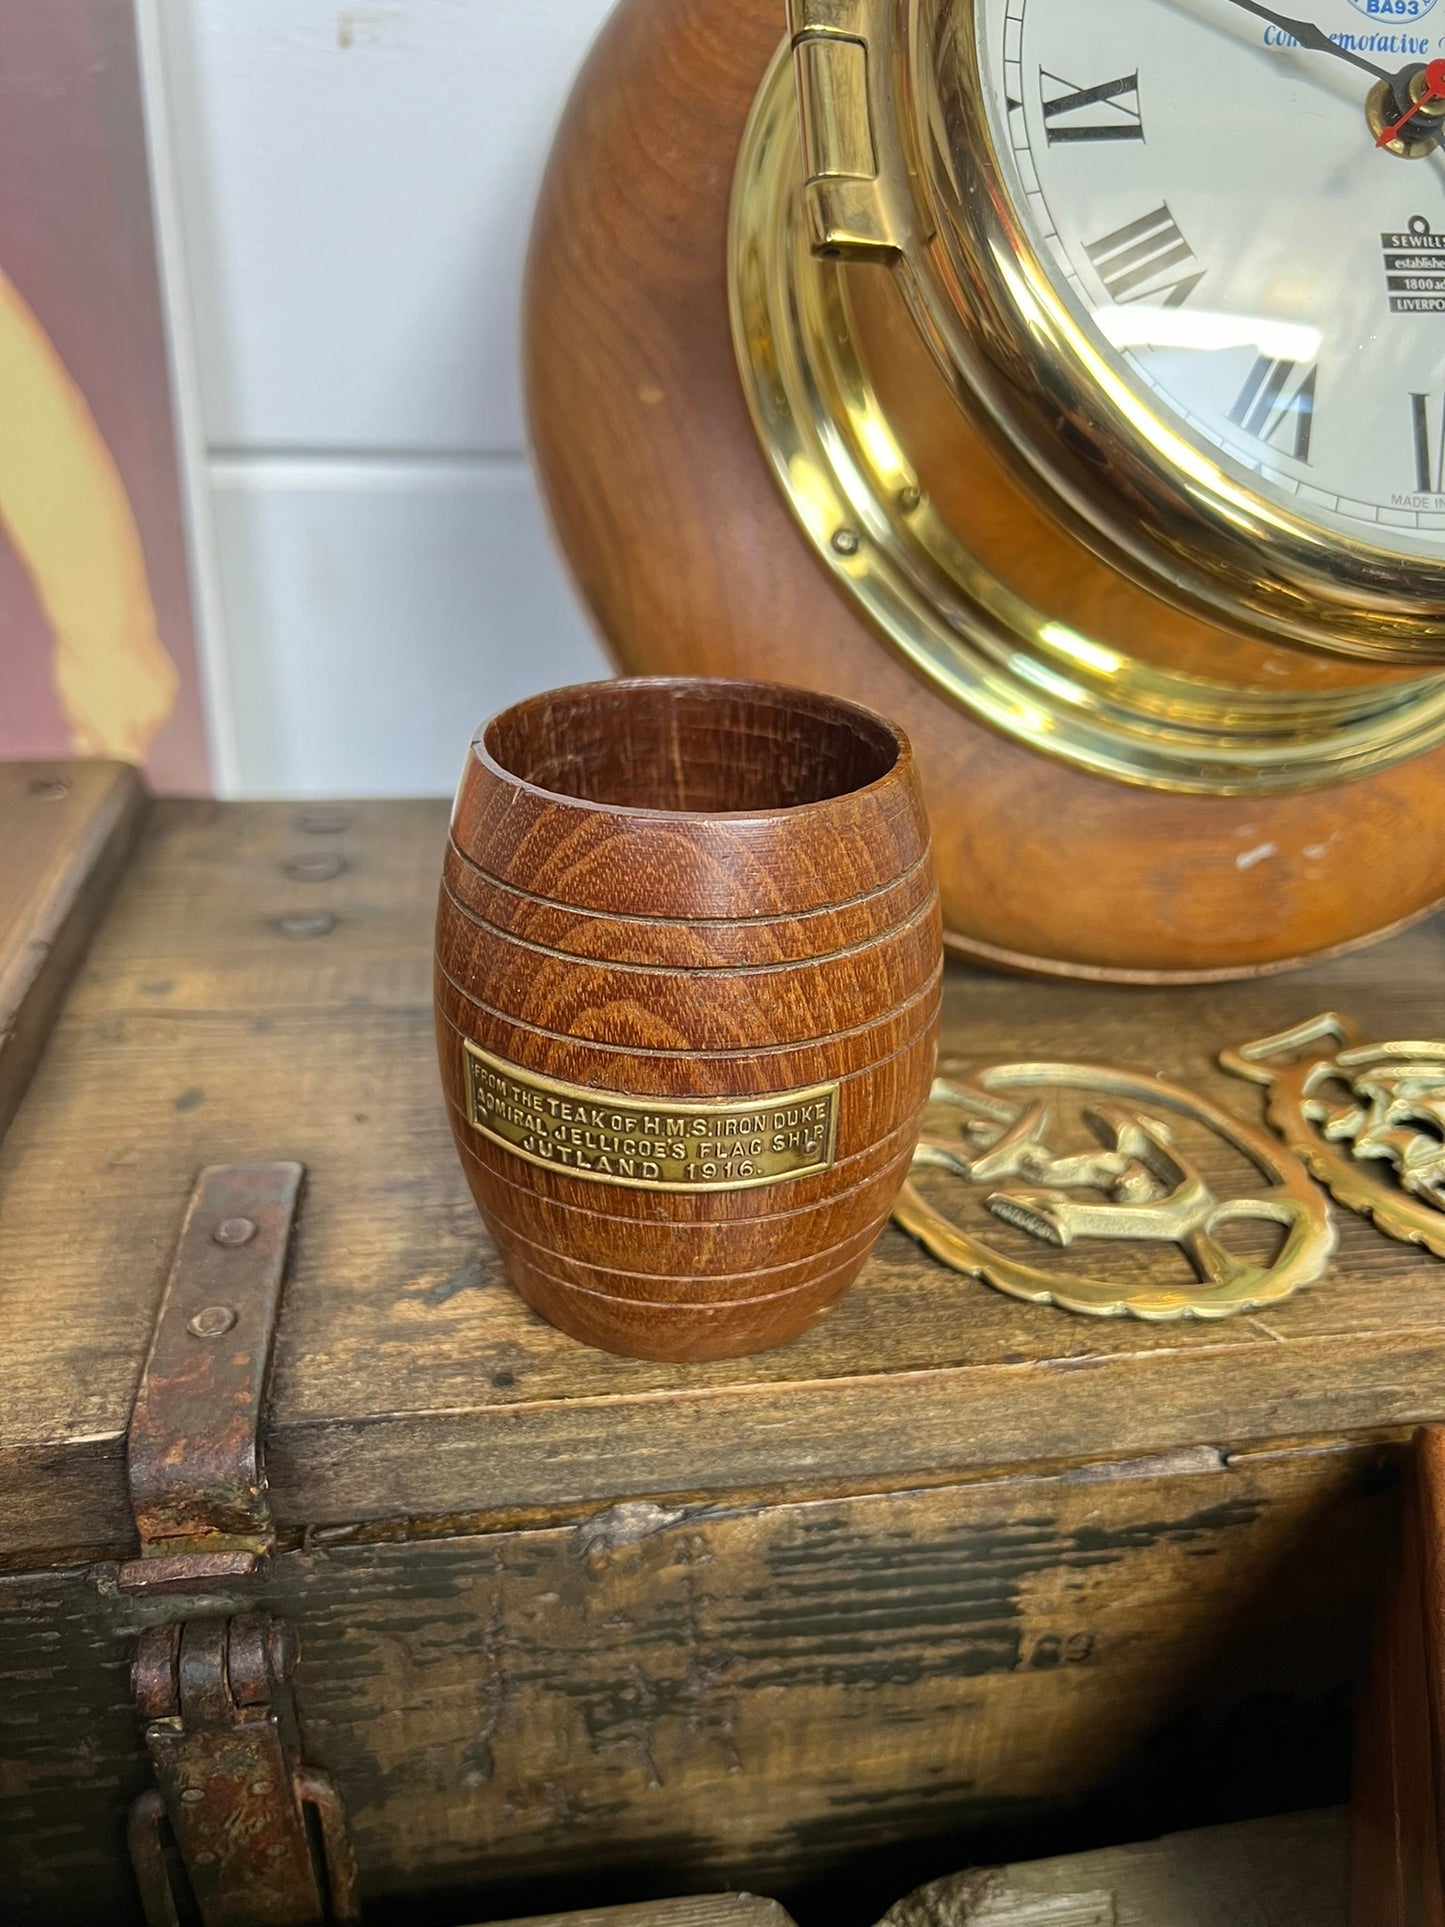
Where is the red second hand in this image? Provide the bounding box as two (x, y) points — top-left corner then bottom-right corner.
(1377, 58), (1445, 146)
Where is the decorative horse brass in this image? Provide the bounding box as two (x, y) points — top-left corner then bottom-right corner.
(893, 1062), (1335, 1321)
(1223, 1014), (1445, 1260)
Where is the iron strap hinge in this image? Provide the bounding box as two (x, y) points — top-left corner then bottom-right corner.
(122, 1163), (360, 1926)
(121, 1161), (303, 1598)
(129, 1614), (360, 1927)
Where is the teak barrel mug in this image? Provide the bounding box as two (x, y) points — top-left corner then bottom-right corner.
(435, 677), (943, 1361)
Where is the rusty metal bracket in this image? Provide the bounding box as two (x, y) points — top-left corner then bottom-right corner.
(121, 1163), (360, 1923)
(120, 1162), (304, 1598)
(128, 1614), (360, 1927)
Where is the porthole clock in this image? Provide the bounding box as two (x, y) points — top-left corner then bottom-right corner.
(526, 0), (1445, 979)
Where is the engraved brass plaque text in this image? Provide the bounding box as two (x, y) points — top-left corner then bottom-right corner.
(463, 1042), (840, 1193)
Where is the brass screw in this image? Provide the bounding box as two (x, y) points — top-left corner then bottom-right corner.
(831, 528), (861, 556)
(213, 1218), (258, 1248)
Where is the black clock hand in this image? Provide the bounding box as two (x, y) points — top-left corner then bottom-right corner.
(1213, 0), (1393, 83)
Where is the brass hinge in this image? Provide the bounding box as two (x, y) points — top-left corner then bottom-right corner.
(123, 1163), (360, 1926)
(787, 0), (900, 260)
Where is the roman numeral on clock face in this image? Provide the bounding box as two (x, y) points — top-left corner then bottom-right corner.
(1084, 205), (1204, 307)
(1228, 357), (1317, 464)
(1412, 393), (1445, 495)
(1041, 70), (1144, 143)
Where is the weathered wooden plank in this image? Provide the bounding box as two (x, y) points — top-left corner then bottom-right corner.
(1349, 1429), (1445, 1925)
(877, 1809), (1347, 1925)
(483, 1901), (795, 1927)
(0, 1442), (1390, 1923)
(0, 761), (143, 1144)
(3, 800), (1445, 1555)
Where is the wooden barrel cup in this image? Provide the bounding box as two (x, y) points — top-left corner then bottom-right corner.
(435, 677), (942, 1361)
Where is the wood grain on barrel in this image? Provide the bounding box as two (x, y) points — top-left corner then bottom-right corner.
(435, 679), (942, 1361)
(524, 0), (1445, 980)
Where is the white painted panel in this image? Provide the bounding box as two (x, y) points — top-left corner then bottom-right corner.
(135, 0), (241, 794)
(159, 0), (616, 455)
(210, 456), (611, 796)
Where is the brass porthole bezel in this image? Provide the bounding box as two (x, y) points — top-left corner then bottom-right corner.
(728, 34), (1445, 793)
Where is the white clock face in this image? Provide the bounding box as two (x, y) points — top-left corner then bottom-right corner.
(974, 0), (1445, 555)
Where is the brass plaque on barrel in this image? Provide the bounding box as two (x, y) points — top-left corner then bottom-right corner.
(463, 1041), (840, 1194)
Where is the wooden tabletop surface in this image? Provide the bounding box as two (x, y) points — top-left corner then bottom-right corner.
(4, 797), (1445, 1565)
(0, 761), (141, 1146)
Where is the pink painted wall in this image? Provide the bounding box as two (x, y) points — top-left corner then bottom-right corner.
(0, 0), (210, 794)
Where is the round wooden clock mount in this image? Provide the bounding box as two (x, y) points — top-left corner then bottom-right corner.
(525, 0), (1445, 981)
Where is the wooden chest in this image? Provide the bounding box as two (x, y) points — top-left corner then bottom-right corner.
(4, 770), (1444, 1925)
